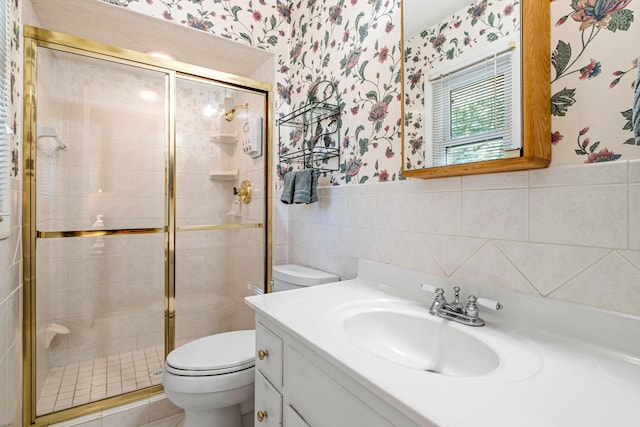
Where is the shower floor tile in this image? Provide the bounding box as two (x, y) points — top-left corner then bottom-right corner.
(37, 345), (165, 415)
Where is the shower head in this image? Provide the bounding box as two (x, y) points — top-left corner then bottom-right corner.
(224, 103), (249, 122)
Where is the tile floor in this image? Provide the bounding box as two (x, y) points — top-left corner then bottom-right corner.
(37, 345), (165, 415)
(144, 414), (184, 427)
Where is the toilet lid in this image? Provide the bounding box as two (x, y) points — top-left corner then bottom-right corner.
(166, 330), (255, 376)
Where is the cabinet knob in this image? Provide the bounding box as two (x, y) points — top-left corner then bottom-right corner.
(258, 349), (269, 360)
(257, 410), (268, 422)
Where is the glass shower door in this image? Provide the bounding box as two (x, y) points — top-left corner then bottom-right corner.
(32, 47), (168, 415)
(174, 76), (268, 347)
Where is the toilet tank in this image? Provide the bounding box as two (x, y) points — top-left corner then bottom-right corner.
(271, 264), (339, 292)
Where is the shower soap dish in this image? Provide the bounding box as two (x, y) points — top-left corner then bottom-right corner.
(211, 133), (238, 144)
(44, 323), (70, 348)
(209, 170), (239, 181)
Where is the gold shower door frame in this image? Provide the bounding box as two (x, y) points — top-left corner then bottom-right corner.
(22, 26), (273, 427)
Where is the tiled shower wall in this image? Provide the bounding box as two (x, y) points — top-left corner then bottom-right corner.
(282, 160), (640, 317)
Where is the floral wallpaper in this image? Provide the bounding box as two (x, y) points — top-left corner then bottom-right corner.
(286, 0), (401, 185)
(9, 0), (21, 179)
(106, 0), (292, 49)
(403, 0), (521, 170)
(551, 0), (637, 164)
(99, 0), (639, 180)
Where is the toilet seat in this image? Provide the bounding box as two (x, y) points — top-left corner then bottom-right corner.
(165, 330), (255, 377)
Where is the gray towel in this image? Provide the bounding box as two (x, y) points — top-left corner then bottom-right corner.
(280, 171), (295, 204)
(310, 170), (318, 203)
(293, 169), (312, 203)
(280, 169), (319, 205)
(634, 54), (640, 145)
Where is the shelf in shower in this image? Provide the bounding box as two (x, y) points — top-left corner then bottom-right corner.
(209, 170), (239, 181)
(211, 133), (238, 144)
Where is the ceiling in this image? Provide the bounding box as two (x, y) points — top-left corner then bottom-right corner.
(29, 0), (273, 77)
(403, 0), (473, 38)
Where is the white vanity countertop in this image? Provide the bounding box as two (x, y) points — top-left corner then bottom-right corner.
(246, 260), (640, 427)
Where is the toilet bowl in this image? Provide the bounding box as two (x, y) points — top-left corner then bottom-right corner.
(162, 330), (256, 427)
(162, 264), (338, 427)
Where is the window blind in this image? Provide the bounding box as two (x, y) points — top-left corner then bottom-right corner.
(430, 47), (517, 167)
(0, 0), (10, 239)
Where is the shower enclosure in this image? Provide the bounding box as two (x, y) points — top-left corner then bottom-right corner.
(22, 26), (271, 426)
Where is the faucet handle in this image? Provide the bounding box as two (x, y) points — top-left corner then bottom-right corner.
(477, 297), (503, 311)
(465, 295), (480, 318)
(420, 284), (445, 299)
(421, 284), (447, 300)
(420, 283), (438, 293)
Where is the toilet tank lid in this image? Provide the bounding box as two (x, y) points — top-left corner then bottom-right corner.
(272, 264), (339, 286)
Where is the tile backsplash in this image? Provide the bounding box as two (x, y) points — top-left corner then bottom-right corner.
(282, 160), (640, 317)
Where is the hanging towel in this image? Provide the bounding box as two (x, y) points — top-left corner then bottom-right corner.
(280, 169), (319, 205)
(634, 53), (640, 145)
(293, 169), (313, 204)
(280, 171), (296, 204)
(309, 169), (318, 203)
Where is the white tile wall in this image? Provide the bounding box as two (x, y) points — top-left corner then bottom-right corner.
(283, 161), (640, 316)
(530, 184), (627, 248)
(0, 185), (22, 427)
(462, 189), (528, 240)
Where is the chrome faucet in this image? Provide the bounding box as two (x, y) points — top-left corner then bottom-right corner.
(421, 284), (502, 327)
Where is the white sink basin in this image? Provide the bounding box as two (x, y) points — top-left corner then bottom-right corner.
(342, 309), (500, 377)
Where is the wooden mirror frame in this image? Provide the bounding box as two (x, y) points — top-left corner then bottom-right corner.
(401, 1), (550, 179)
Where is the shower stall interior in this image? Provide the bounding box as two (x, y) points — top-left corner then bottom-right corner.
(23, 26), (271, 426)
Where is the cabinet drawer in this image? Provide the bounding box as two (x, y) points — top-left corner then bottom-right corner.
(255, 371), (283, 426)
(256, 321), (283, 388)
(284, 405), (310, 427)
(285, 347), (394, 427)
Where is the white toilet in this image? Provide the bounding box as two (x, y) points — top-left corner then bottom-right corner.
(162, 264), (338, 427)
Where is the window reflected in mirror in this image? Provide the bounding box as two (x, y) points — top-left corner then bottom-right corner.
(427, 38), (520, 167)
(401, 0), (550, 178)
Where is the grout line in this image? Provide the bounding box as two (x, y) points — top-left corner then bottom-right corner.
(38, 343), (165, 416)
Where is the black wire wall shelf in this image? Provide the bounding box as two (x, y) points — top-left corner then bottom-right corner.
(277, 81), (341, 173)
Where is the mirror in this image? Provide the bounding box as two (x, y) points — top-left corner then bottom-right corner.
(401, 1), (550, 178)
